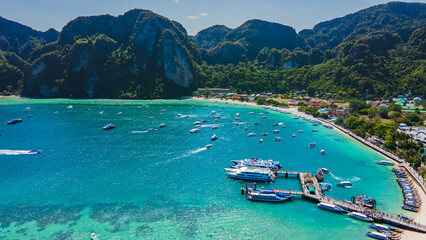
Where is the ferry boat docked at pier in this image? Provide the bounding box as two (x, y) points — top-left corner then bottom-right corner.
(317, 202), (345, 212)
(247, 189), (294, 202)
(348, 212), (374, 222)
(337, 181), (352, 187)
(231, 158), (281, 169)
(374, 160), (394, 166)
(225, 167), (276, 182)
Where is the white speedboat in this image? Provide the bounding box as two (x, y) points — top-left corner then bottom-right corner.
(261, 133), (268, 136)
(206, 144), (213, 149)
(244, 127), (248, 130)
(348, 212), (374, 222)
(235, 113), (240, 116)
(292, 134), (296, 138)
(272, 123), (278, 126)
(298, 130), (304, 133)
(210, 111), (216, 115)
(234, 117), (240, 121)
(374, 160), (394, 166)
(317, 202), (345, 213)
(337, 181), (352, 187)
(67, 105), (73, 109)
(117, 112), (122, 115)
(248, 112), (255, 115)
(226, 167), (275, 182)
(248, 133), (256, 137)
(321, 149), (325, 155)
(28, 150), (42, 154)
(99, 111), (104, 114)
(365, 231), (389, 240)
(25, 107), (31, 112)
(259, 139), (263, 143)
(193, 121), (202, 125)
(148, 116), (154, 119)
(233, 122), (240, 126)
(261, 116), (267, 119)
(189, 128), (200, 133)
(158, 123), (166, 128)
(247, 189), (293, 202)
(273, 130), (280, 133)
(211, 125), (219, 129)
(211, 134), (218, 141)
(102, 124), (115, 130)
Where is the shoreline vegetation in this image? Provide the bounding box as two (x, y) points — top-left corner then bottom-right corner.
(192, 96), (426, 240)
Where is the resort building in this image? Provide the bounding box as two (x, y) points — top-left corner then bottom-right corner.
(398, 123), (426, 144)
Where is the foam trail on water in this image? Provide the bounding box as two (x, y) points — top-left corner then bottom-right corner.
(0, 150), (37, 155)
(171, 147), (208, 161)
(329, 172), (343, 180)
(131, 131), (148, 133)
(351, 176), (361, 182)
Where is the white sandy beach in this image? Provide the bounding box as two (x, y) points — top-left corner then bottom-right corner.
(193, 97), (426, 239)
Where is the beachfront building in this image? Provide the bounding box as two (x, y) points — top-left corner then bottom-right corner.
(398, 123), (426, 144)
(329, 107), (349, 117)
(197, 88), (231, 96)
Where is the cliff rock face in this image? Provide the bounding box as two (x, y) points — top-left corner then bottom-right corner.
(26, 9), (202, 98)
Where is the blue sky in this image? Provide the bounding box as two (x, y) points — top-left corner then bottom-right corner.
(1, 0), (425, 35)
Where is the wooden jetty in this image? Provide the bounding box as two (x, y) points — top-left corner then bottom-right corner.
(271, 170), (426, 233)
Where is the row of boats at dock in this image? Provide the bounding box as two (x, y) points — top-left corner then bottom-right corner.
(391, 168), (423, 212)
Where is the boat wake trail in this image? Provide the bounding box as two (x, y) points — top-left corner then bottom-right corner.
(131, 131), (148, 133)
(0, 150), (38, 155)
(329, 173), (361, 182)
(171, 147), (208, 161)
(329, 172), (343, 180)
(350, 176), (361, 182)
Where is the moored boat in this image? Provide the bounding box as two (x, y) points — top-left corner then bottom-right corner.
(247, 189), (294, 202)
(308, 142), (316, 148)
(365, 231), (389, 240)
(337, 181), (352, 187)
(312, 129), (318, 132)
(189, 128), (200, 133)
(211, 125), (219, 129)
(253, 122), (260, 125)
(321, 149), (325, 155)
(248, 133), (256, 137)
(193, 121), (202, 125)
(244, 127), (248, 130)
(211, 134), (218, 141)
(25, 107), (31, 112)
(158, 123), (166, 128)
(117, 112), (122, 115)
(102, 124), (115, 130)
(248, 112), (255, 115)
(317, 202), (345, 212)
(261, 133), (268, 136)
(259, 139), (263, 143)
(67, 105), (73, 109)
(298, 130), (304, 133)
(274, 136), (281, 142)
(231, 158), (281, 170)
(374, 160), (394, 166)
(226, 167), (276, 182)
(348, 212), (373, 222)
(321, 183), (332, 191)
(7, 119), (22, 124)
(273, 130), (280, 133)
(292, 134), (296, 138)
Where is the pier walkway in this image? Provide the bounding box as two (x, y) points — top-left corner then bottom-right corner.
(271, 170), (426, 233)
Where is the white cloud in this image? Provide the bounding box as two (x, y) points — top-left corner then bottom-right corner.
(186, 15), (200, 20)
(173, 0), (179, 3)
(200, 12), (208, 17)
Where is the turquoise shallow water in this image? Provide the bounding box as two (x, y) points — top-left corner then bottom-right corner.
(0, 98), (410, 239)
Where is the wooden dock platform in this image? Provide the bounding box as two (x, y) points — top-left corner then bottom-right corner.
(272, 170), (426, 233)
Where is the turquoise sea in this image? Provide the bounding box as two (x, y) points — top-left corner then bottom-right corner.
(0, 98), (411, 239)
